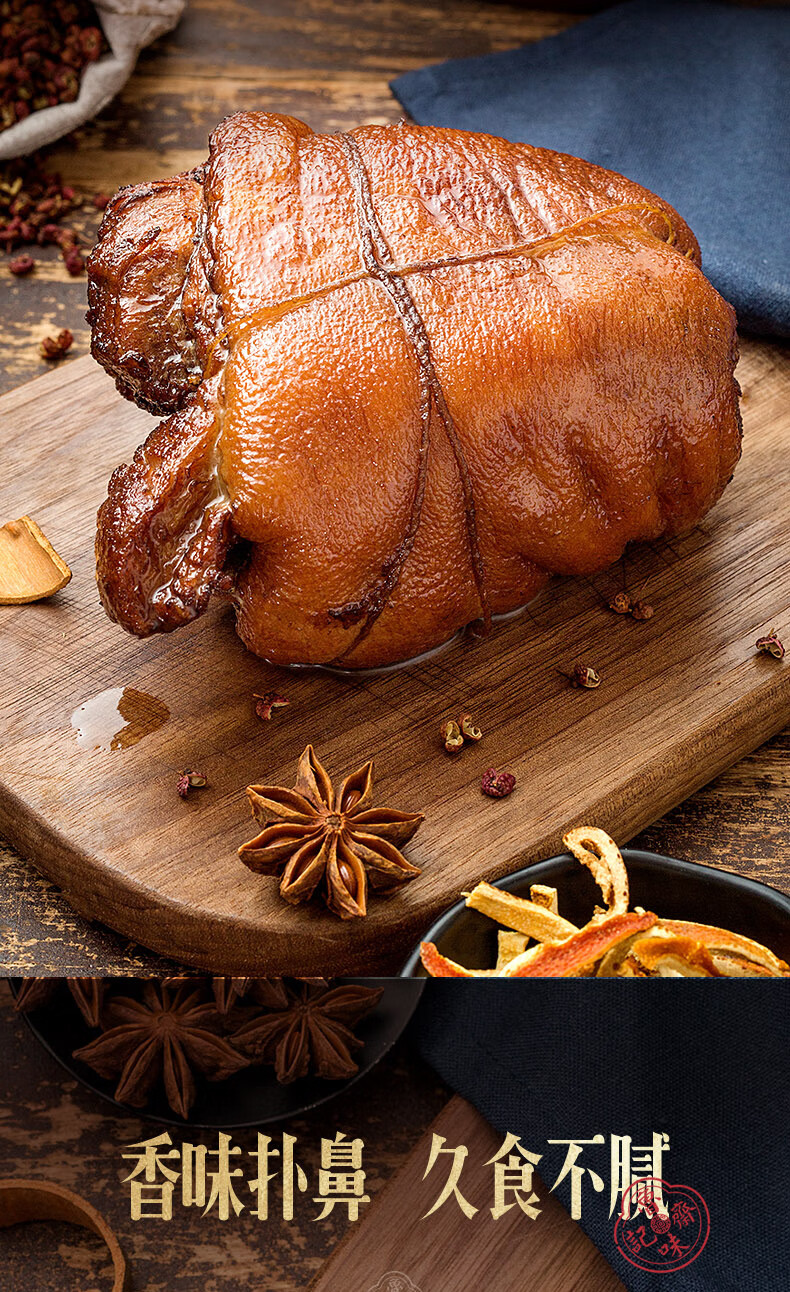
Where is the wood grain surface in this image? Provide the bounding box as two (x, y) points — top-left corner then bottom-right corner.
(0, 981), (448, 1292)
(1, 0), (789, 975)
(1, 342), (789, 976)
(310, 1093), (625, 1292)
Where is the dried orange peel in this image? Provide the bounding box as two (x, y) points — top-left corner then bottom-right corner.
(563, 825), (630, 915)
(495, 930), (530, 971)
(419, 828), (790, 978)
(529, 884), (559, 914)
(503, 911), (657, 977)
(658, 919), (788, 975)
(463, 881), (578, 943)
(419, 942), (482, 978)
(624, 933), (720, 977)
(0, 515), (71, 604)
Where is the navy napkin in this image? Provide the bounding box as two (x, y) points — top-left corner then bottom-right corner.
(392, 1), (790, 338)
(414, 981), (789, 1292)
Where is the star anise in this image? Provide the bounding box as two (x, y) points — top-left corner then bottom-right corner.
(238, 745), (423, 919)
(211, 977), (253, 1014)
(14, 977), (106, 1028)
(231, 981), (383, 1084)
(72, 981), (249, 1118)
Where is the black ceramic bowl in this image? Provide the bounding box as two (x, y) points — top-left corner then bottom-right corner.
(12, 977), (424, 1129)
(401, 850), (790, 976)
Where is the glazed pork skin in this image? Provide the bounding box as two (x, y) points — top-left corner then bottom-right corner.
(91, 112), (742, 669)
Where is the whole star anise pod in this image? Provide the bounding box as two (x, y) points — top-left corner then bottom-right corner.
(14, 977), (106, 1028)
(72, 981), (249, 1118)
(232, 981), (383, 1084)
(238, 745), (423, 919)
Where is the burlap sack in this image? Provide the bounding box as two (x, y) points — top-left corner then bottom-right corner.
(0, 0), (186, 161)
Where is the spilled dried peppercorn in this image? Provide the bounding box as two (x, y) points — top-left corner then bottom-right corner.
(608, 592), (632, 615)
(567, 663), (601, 689)
(177, 769), (208, 799)
(0, 153), (81, 257)
(755, 629), (785, 660)
(254, 692), (290, 722)
(481, 768), (516, 799)
(8, 252), (33, 275)
(440, 718), (464, 754)
(39, 327), (73, 359)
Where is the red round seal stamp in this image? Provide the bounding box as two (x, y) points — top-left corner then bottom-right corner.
(613, 1177), (710, 1273)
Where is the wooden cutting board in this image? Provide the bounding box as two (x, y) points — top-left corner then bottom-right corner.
(309, 1094), (626, 1292)
(1, 344), (789, 975)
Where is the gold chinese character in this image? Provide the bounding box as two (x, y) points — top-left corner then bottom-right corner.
(547, 1135), (605, 1220)
(610, 1133), (670, 1218)
(487, 1132), (542, 1220)
(182, 1133), (245, 1220)
(313, 1133), (370, 1221)
(421, 1133), (478, 1219)
(122, 1132), (181, 1221)
(249, 1132), (308, 1221)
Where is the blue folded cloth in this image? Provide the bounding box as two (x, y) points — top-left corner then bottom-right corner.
(414, 981), (790, 1292)
(392, 0), (790, 338)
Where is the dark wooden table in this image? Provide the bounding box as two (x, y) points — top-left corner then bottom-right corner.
(1, 0), (788, 973)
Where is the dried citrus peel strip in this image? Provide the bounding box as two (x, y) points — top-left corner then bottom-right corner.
(419, 942), (484, 978)
(495, 930), (530, 970)
(658, 919), (789, 975)
(706, 953), (779, 978)
(530, 884), (559, 914)
(0, 515), (71, 604)
(563, 826), (630, 914)
(464, 881), (578, 943)
(595, 928), (655, 977)
(503, 911), (657, 977)
(625, 933), (721, 977)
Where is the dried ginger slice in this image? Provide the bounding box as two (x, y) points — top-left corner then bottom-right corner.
(658, 919), (789, 976)
(0, 515), (71, 604)
(563, 827), (630, 914)
(464, 881), (578, 943)
(502, 910), (657, 977)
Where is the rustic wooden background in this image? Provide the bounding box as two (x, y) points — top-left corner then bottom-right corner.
(1, 0), (788, 973)
(0, 981), (448, 1291)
